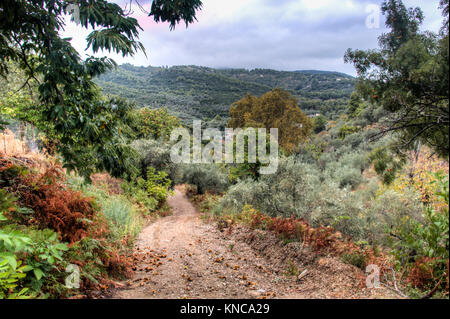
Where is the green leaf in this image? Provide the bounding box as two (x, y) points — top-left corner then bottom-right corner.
(55, 243), (69, 251)
(33, 268), (44, 281)
(20, 265), (33, 272)
(0, 253), (17, 269)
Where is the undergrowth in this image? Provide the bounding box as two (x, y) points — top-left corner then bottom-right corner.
(0, 156), (148, 298)
(188, 183), (449, 298)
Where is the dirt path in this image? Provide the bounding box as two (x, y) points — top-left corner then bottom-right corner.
(111, 186), (398, 299)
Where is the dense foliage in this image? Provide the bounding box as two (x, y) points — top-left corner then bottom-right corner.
(0, 156), (142, 298)
(126, 107), (181, 141)
(0, 0), (202, 178)
(228, 89), (313, 154)
(345, 0), (449, 158)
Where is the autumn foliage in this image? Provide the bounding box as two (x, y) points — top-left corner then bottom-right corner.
(219, 204), (389, 273)
(1, 158), (96, 243)
(1, 154), (136, 296)
(249, 209), (361, 253)
(228, 88), (313, 153)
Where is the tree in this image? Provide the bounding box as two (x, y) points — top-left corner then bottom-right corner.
(127, 107), (181, 140)
(228, 88), (313, 153)
(313, 115), (328, 133)
(344, 0), (449, 158)
(338, 124), (359, 140)
(0, 0), (202, 178)
(347, 92), (364, 119)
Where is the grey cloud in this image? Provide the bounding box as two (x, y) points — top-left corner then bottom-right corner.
(107, 0), (444, 75)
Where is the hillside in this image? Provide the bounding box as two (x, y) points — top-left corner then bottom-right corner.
(95, 64), (355, 125)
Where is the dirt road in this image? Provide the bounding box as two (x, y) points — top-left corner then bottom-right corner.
(111, 186), (398, 299)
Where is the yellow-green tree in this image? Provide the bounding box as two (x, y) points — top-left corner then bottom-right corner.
(128, 107), (181, 141)
(228, 88), (312, 153)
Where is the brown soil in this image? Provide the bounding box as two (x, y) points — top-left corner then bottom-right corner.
(109, 186), (399, 299)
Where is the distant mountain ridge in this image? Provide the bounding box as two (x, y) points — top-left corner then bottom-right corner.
(294, 70), (354, 77)
(95, 64), (355, 125)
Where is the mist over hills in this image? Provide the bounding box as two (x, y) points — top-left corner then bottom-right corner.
(95, 64), (355, 125)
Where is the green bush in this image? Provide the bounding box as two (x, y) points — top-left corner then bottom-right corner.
(0, 224), (69, 298)
(313, 115), (328, 133)
(338, 124), (359, 139)
(121, 167), (173, 212)
(68, 176), (145, 238)
(367, 187), (423, 244)
(180, 164), (229, 195)
(0, 189), (16, 215)
(0, 257), (33, 299)
(368, 146), (406, 185)
(0, 226), (33, 298)
(390, 173), (449, 290)
(216, 158), (322, 219)
(213, 154), (424, 243)
(64, 237), (107, 286)
(325, 163), (364, 189)
(339, 152), (369, 173)
(343, 132), (365, 149)
(101, 197), (143, 242)
(213, 178), (268, 216)
(131, 139), (182, 187)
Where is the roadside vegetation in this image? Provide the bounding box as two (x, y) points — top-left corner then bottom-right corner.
(0, 0), (448, 299)
(182, 1), (449, 298)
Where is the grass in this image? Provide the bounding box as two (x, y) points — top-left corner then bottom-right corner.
(101, 196), (144, 243)
(67, 176), (145, 246)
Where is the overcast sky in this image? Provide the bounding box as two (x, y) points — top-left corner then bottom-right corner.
(62, 0), (445, 76)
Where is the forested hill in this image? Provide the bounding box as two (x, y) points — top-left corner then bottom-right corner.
(95, 64), (355, 125)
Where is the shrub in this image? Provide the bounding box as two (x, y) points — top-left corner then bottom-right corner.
(313, 115), (328, 133)
(216, 156), (413, 243)
(367, 187), (424, 245)
(1, 158), (138, 297)
(343, 132), (364, 149)
(390, 173), (449, 291)
(368, 146), (406, 185)
(101, 197), (143, 243)
(0, 159), (30, 188)
(341, 251), (368, 270)
(121, 182), (158, 212)
(317, 152), (336, 170)
(309, 180), (366, 240)
(338, 124), (359, 139)
(216, 158), (322, 220)
(131, 139), (182, 187)
(325, 163), (364, 189)
(67, 177), (144, 247)
(339, 152), (369, 173)
(336, 145), (357, 161)
(189, 193), (220, 214)
(0, 224), (69, 298)
(214, 179), (269, 216)
(232, 204), (362, 254)
(121, 167), (172, 212)
(0, 257), (33, 299)
(19, 228), (69, 292)
(0, 189), (16, 216)
(180, 164), (229, 195)
(1, 159), (97, 244)
(19, 167), (97, 243)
